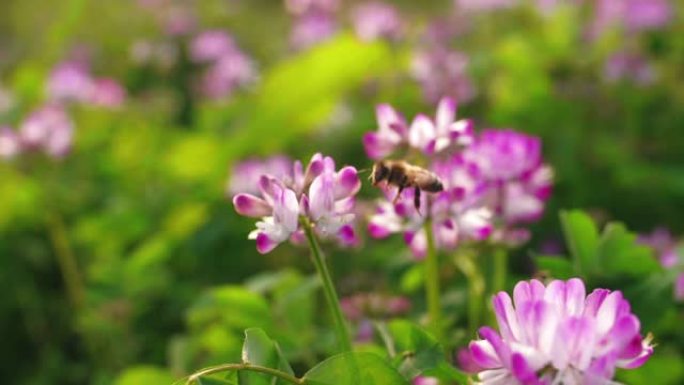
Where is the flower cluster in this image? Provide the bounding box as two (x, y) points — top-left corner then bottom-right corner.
(363, 98), (473, 160)
(190, 30), (258, 100)
(639, 228), (684, 301)
(341, 292), (411, 342)
(591, 0), (671, 36)
(47, 60), (126, 108)
(365, 98), (552, 258)
(233, 153), (360, 253)
(0, 104), (74, 160)
(468, 278), (654, 385)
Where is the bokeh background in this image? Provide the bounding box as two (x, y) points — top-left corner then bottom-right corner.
(1, 0), (683, 384)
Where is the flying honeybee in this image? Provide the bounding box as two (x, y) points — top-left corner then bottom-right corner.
(370, 160), (444, 211)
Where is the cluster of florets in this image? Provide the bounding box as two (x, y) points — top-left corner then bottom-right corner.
(232, 153), (360, 253)
(467, 278), (654, 385)
(364, 97), (552, 258)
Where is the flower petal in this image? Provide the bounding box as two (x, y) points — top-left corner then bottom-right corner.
(334, 166), (361, 199)
(233, 193), (271, 217)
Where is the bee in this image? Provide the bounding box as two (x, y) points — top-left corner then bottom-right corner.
(370, 160), (444, 211)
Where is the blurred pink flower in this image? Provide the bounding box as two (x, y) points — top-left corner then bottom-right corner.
(0, 127), (21, 159)
(18, 104), (74, 158)
(285, 0), (339, 16)
(604, 52), (656, 86)
(411, 48), (475, 105)
(455, 0), (518, 12)
(351, 2), (403, 42)
(591, 0), (671, 37)
(228, 156), (294, 196)
(469, 278), (654, 384)
(190, 30), (236, 63)
(290, 12), (338, 50)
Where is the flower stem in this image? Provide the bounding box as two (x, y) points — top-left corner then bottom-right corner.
(424, 220), (443, 341)
(302, 219), (353, 353)
(186, 363), (303, 385)
(46, 212), (84, 308)
(455, 250), (484, 336)
(491, 247), (508, 295)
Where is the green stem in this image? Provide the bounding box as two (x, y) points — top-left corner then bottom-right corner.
(46, 212), (84, 308)
(491, 248), (508, 296)
(454, 251), (484, 336)
(187, 363), (302, 385)
(424, 220), (443, 341)
(301, 219), (353, 353)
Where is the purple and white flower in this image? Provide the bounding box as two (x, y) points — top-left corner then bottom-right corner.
(468, 278), (654, 385)
(363, 98), (473, 159)
(233, 153), (360, 253)
(351, 2), (403, 42)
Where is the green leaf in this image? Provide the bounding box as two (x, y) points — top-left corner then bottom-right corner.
(560, 210), (599, 275)
(534, 255), (575, 279)
(114, 366), (174, 385)
(303, 352), (409, 385)
(596, 223), (661, 276)
(384, 321), (470, 384)
(239, 328), (294, 385)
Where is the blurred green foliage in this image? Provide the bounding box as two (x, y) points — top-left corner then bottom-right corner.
(1, 0), (683, 384)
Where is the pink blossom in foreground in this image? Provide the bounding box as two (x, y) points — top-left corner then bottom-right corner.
(368, 161), (492, 259)
(468, 278), (654, 385)
(233, 153), (360, 253)
(351, 2), (403, 42)
(463, 129), (553, 240)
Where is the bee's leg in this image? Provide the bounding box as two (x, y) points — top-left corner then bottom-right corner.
(414, 187), (421, 213)
(392, 185), (405, 204)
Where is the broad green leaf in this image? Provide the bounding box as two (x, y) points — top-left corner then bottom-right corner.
(303, 352), (409, 385)
(384, 321), (470, 384)
(114, 366), (174, 385)
(534, 255), (575, 279)
(239, 328), (294, 385)
(560, 210), (599, 275)
(596, 223), (660, 276)
(187, 286), (272, 332)
(225, 34), (392, 159)
(386, 320), (443, 377)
